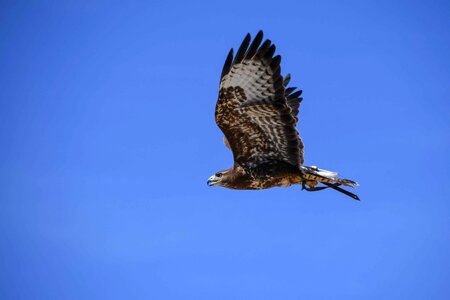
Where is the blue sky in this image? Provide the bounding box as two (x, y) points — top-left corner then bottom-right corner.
(1, 0), (449, 299)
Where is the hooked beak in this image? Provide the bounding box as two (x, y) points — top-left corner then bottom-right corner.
(207, 175), (218, 187)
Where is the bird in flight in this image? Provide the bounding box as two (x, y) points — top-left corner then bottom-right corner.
(207, 31), (359, 200)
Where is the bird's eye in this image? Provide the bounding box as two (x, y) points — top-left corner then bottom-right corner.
(215, 172), (222, 178)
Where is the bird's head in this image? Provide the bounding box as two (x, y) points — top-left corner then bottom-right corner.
(207, 169), (232, 187)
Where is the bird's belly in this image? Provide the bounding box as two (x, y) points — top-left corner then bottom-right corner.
(259, 175), (301, 189)
(278, 178), (292, 187)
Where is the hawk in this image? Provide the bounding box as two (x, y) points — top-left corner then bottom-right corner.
(207, 31), (359, 200)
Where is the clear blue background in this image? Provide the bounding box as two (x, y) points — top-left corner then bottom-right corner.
(1, 1), (449, 299)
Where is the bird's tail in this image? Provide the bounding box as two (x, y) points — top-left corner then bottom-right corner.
(300, 166), (360, 200)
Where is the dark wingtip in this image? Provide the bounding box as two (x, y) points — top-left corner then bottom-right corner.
(283, 73), (291, 86)
(245, 30), (264, 60)
(233, 33), (251, 64)
(221, 48), (234, 79)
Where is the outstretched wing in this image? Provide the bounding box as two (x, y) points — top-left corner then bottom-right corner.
(221, 74), (303, 150)
(215, 31), (304, 170)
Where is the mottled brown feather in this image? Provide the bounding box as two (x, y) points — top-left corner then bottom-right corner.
(216, 31), (304, 171)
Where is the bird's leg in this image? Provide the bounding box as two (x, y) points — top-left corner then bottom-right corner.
(301, 176), (326, 191)
(302, 180), (326, 191)
(302, 180), (342, 192)
(302, 185), (329, 192)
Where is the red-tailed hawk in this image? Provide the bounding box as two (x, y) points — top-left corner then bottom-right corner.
(207, 31), (359, 200)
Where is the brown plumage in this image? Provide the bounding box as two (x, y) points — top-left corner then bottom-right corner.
(207, 31), (359, 200)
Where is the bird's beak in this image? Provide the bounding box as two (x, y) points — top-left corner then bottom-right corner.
(207, 175), (217, 186)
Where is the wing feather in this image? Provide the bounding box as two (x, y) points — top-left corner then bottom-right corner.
(245, 30), (263, 59)
(215, 31), (304, 169)
(220, 49), (234, 80)
(286, 90), (303, 123)
(233, 33), (251, 64)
